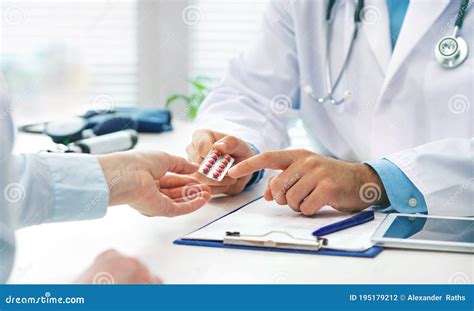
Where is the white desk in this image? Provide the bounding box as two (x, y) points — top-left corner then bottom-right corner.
(9, 121), (474, 284)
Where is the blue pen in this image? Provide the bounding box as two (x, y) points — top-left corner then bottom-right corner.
(312, 210), (375, 237)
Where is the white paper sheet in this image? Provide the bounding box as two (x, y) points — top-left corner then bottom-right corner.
(184, 198), (386, 252)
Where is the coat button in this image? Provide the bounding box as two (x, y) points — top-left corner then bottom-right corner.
(408, 198), (418, 207)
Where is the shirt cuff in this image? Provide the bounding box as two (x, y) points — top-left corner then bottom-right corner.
(365, 159), (427, 214)
(244, 143), (265, 188)
(39, 153), (109, 223)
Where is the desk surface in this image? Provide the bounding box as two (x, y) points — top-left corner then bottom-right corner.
(9, 121), (474, 284)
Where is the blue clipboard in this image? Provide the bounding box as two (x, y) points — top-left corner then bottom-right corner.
(174, 197), (383, 258)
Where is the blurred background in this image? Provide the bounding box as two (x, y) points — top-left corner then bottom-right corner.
(1, 0), (309, 147)
(0, 0), (266, 122)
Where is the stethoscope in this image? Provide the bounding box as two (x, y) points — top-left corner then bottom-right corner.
(304, 0), (471, 106)
(435, 0), (471, 68)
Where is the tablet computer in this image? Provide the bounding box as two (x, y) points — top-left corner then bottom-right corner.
(371, 214), (474, 253)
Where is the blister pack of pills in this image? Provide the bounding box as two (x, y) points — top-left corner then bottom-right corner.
(198, 149), (235, 181)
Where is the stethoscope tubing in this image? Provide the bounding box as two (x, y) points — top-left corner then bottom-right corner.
(317, 0), (363, 105)
(308, 0), (471, 106)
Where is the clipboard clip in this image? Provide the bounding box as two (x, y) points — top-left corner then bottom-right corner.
(224, 231), (328, 251)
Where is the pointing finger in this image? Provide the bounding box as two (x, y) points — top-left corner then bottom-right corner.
(228, 151), (295, 178)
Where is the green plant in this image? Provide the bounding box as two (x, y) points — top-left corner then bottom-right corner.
(165, 78), (211, 120)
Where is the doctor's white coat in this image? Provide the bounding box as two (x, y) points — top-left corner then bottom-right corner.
(196, 0), (473, 216)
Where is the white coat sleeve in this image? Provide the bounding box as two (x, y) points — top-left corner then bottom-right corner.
(195, 1), (301, 152)
(385, 138), (473, 216)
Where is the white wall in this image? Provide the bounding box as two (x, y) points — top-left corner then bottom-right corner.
(138, 0), (191, 109)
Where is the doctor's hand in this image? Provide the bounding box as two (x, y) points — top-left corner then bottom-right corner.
(228, 149), (388, 215)
(187, 129), (256, 195)
(97, 151), (211, 217)
(75, 249), (161, 284)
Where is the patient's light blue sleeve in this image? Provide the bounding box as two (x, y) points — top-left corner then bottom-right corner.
(38, 153), (109, 223)
(12, 153), (109, 228)
(365, 159), (427, 213)
(1, 74), (109, 282)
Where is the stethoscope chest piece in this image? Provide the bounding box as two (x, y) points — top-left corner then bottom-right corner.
(435, 35), (469, 69)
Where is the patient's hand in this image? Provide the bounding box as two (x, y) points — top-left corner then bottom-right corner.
(186, 129), (255, 195)
(75, 249), (161, 284)
(97, 151), (211, 217)
(229, 149), (388, 215)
